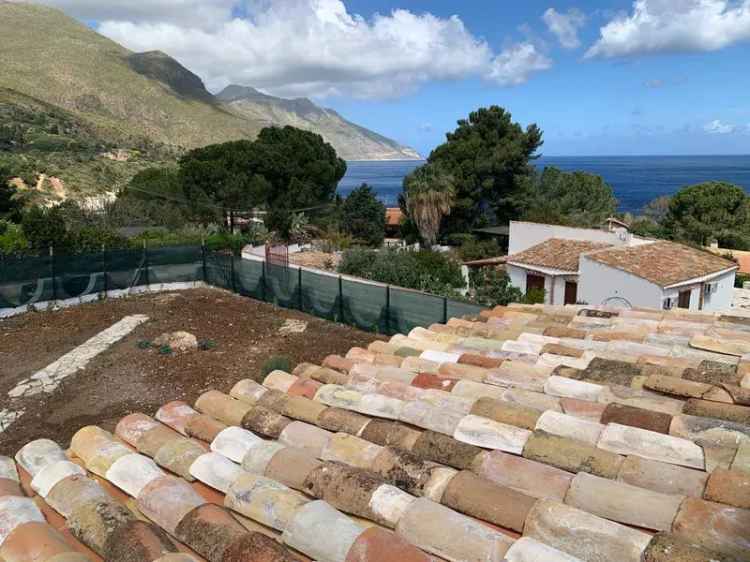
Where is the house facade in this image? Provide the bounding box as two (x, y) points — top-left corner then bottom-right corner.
(505, 221), (738, 311)
(506, 238), (612, 305)
(579, 241), (737, 311)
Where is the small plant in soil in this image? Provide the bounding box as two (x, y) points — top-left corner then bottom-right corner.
(137, 340), (152, 349)
(158, 344), (174, 356)
(259, 355), (292, 381)
(199, 339), (217, 351)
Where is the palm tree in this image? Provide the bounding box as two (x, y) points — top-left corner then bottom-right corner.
(403, 164), (456, 248)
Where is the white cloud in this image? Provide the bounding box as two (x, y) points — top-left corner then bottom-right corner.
(586, 0), (750, 58)
(487, 43), (552, 86)
(12, 0), (238, 28)
(704, 120), (737, 134)
(542, 7), (586, 49)
(26, 0), (553, 99)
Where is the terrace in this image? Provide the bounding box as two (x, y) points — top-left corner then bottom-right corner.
(1, 299), (749, 561)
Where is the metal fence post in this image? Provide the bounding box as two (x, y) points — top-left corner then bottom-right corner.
(298, 266), (303, 310)
(50, 246), (57, 302)
(102, 245), (108, 296)
(338, 275), (344, 322)
(143, 241), (150, 287)
(386, 285), (391, 335)
(443, 296), (448, 324)
(230, 254), (237, 293)
(261, 260), (267, 302)
(201, 239), (207, 283)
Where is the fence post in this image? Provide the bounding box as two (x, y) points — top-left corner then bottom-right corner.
(386, 285), (391, 335)
(338, 275), (344, 322)
(230, 254), (237, 293)
(261, 260), (267, 302)
(298, 266), (303, 310)
(143, 240), (150, 288)
(201, 239), (207, 284)
(50, 246), (57, 302)
(102, 244), (108, 296)
(443, 296), (448, 324)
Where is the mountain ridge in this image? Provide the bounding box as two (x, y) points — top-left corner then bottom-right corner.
(0, 1), (420, 162)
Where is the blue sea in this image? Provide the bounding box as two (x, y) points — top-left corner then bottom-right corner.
(337, 155), (750, 213)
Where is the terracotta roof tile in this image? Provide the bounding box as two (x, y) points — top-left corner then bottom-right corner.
(585, 240), (737, 287)
(14, 299), (750, 561)
(385, 208), (403, 227)
(507, 238), (612, 272)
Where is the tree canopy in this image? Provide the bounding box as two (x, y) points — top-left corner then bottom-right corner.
(402, 163), (456, 248)
(662, 181), (750, 248)
(179, 140), (268, 227)
(519, 166), (617, 228)
(426, 106), (543, 233)
(0, 163), (23, 222)
(341, 184), (386, 247)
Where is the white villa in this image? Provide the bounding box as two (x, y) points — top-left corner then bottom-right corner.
(505, 221), (737, 311)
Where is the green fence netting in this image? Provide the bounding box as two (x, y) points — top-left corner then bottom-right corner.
(342, 278), (389, 333)
(235, 258), (264, 300)
(300, 269), (340, 322)
(389, 286), (447, 335)
(266, 262), (301, 309)
(52, 253), (106, 301)
(205, 252), (232, 291)
(147, 245), (203, 284)
(105, 249), (148, 291)
(0, 254), (54, 308)
(1, 247), (485, 334)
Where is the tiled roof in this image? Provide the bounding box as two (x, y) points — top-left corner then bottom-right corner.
(507, 238), (612, 272)
(4, 302), (750, 561)
(385, 208), (403, 227)
(585, 241), (738, 287)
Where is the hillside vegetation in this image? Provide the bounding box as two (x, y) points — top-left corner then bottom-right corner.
(0, 88), (170, 199)
(0, 1), (418, 171)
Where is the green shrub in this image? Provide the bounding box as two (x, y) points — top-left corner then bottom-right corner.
(523, 287), (546, 305)
(735, 273), (750, 289)
(260, 355), (292, 381)
(446, 233), (475, 247)
(469, 268), (523, 306)
(341, 184), (386, 247)
(198, 339), (217, 351)
(338, 248), (465, 297)
(0, 221), (29, 255)
(458, 238), (502, 262)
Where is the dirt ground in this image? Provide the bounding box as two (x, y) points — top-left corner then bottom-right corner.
(0, 288), (384, 455)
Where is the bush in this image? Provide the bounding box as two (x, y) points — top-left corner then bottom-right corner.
(70, 226), (127, 253)
(446, 233), (475, 247)
(458, 238), (502, 262)
(260, 355), (292, 380)
(338, 248), (465, 297)
(469, 268), (523, 306)
(21, 206), (69, 250)
(735, 273), (750, 289)
(341, 184), (386, 247)
(0, 221), (30, 255)
(523, 287), (546, 305)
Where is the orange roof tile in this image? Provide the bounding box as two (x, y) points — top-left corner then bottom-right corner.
(585, 241), (737, 287)
(507, 238), (612, 273)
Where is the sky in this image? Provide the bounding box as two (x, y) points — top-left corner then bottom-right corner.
(21, 0), (750, 157)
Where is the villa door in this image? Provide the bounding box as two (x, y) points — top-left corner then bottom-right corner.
(526, 274), (545, 295)
(678, 290), (691, 309)
(564, 282), (578, 305)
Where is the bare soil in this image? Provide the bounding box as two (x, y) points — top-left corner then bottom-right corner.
(0, 288), (383, 455)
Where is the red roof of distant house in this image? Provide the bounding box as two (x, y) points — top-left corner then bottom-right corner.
(385, 208), (403, 227)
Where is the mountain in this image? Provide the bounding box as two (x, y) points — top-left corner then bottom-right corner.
(0, 1), (419, 164)
(216, 86), (421, 161)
